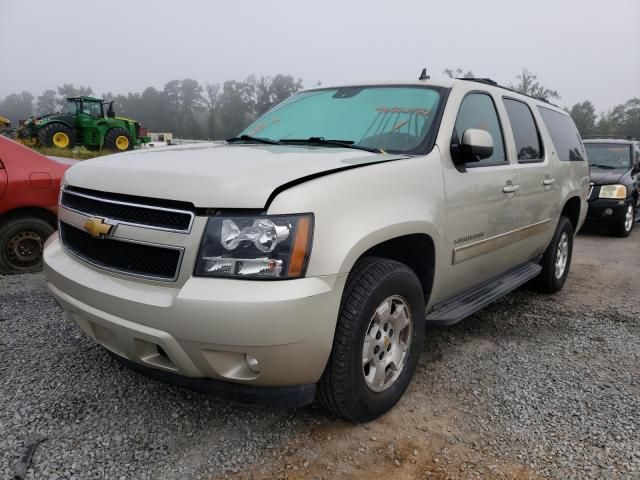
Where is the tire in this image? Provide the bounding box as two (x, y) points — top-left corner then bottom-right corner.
(104, 128), (133, 152)
(534, 216), (573, 293)
(0, 217), (55, 274)
(318, 257), (425, 422)
(37, 123), (76, 149)
(609, 202), (635, 238)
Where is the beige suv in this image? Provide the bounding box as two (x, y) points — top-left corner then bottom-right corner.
(44, 78), (589, 422)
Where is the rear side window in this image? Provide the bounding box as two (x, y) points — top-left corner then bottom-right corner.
(503, 99), (542, 162)
(453, 93), (506, 166)
(538, 107), (585, 161)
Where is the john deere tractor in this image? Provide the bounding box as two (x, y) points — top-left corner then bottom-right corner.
(18, 97), (150, 151)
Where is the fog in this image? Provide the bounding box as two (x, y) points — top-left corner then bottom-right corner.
(0, 0), (638, 112)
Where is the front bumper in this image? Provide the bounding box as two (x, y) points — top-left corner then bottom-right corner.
(586, 198), (629, 224)
(44, 236), (347, 395)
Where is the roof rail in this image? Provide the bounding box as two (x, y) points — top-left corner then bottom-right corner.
(457, 77), (558, 106)
(582, 135), (636, 141)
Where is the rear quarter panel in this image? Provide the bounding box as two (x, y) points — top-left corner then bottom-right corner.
(534, 110), (590, 235)
(0, 137), (70, 216)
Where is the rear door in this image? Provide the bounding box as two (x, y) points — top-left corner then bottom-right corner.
(501, 97), (556, 260)
(438, 91), (522, 298)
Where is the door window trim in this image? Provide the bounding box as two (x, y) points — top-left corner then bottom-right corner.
(502, 96), (545, 164)
(452, 90), (508, 169)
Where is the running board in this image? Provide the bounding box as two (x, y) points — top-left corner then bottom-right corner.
(425, 262), (542, 326)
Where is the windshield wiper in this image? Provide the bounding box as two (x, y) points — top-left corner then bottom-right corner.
(589, 164), (615, 169)
(226, 135), (280, 145)
(279, 137), (382, 153)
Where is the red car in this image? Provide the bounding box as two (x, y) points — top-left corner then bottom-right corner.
(0, 136), (73, 273)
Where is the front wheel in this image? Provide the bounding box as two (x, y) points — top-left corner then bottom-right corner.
(0, 217), (55, 274)
(104, 128), (133, 152)
(37, 123), (76, 149)
(318, 257), (425, 422)
(610, 203), (635, 238)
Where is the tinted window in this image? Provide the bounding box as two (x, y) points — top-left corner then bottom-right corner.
(504, 99), (542, 162)
(453, 93), (506, 165)
(538, 107), (585, 161)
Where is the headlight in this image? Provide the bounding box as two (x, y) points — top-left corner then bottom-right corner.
(599, 184), (627, 199)
(194, 213), (313, 279)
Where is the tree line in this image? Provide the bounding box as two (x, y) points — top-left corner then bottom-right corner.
(0, 69), (637, 140)
(0, 74), (304, 140)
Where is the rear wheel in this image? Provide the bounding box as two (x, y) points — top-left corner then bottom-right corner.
(610, 203), (635, 238)
(318, 257), (425, 422)
(0, 217), (55, 274)
(534, 216), (573, 293)
(37, 123), (76, 149)
(104, 128), (133, 152)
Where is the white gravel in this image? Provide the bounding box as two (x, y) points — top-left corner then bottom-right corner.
(1, 229), (639, 479)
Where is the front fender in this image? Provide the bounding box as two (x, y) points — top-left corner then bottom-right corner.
(267, 151), (446, 278)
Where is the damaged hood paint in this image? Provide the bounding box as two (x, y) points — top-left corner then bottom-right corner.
(64, 142), (409, 208)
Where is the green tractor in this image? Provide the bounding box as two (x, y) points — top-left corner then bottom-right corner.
(18, 96), (150, 152)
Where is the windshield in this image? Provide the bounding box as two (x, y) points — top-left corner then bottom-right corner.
(585, 143), (631, 168)
(240, 86), (443, 154)
(81, 101), (103, 118)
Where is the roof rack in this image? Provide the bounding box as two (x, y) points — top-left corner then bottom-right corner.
(457, 77), (557, 106)
(582, 135), (636, 141)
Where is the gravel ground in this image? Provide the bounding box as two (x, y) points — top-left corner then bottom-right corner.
(1, 226), (639, 479)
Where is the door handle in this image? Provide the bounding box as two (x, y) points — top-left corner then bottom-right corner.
(502, 184), (520, 194)
(542, 178), (555, 186)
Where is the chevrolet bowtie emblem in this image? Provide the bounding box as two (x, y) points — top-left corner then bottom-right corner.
(84, 217), (113, 239)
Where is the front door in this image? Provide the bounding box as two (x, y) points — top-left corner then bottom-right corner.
(76, 100), (104, 146)
(437, 91), (522, 300)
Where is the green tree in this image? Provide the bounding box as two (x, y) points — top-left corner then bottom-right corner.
(443, 68), (474, 79)
(510, 69), (560, 100)
(36, 89), (58, 115)
(569, 101), (597, 136)
(0, 91), (34, 124)
(180, 79), (206, 138)
(596, 98), (640, 139)
(56, 84), (94, 108)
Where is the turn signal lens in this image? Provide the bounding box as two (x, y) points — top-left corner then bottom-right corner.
(288, 215), (311, 277)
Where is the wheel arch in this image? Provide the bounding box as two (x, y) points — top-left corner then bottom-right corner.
(39, 119), (74, 131)
(560, 196), (581, 233)
(0, 206), (57, 228)
(341, 227), (437, 303)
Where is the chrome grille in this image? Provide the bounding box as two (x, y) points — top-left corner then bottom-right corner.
(59, 222), (183, 281)
(60, 187), (194, 233)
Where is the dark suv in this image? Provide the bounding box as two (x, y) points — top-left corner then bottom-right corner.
(583, 136), (640, 237)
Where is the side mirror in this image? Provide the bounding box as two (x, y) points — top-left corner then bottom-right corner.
(451, 128), (494, 164)
(107, 101), (115, 118)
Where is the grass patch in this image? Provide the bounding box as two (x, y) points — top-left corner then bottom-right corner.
(30, 145), (115, 160)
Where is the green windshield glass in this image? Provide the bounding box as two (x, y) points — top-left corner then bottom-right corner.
(240, 86), (442, 153)
(585, 143), (631, 168)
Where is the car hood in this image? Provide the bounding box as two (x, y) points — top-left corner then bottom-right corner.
(589, 167), (626, 186)
(64, 143), (409, 208)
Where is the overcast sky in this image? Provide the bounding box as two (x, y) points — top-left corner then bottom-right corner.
(1, 0), (638, 112)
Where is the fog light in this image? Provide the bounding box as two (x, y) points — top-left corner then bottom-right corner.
(245, 354), (260, 373)
(603, 208), (613, 216)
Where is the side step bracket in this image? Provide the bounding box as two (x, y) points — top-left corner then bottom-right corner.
(425, 261), (542, 326)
